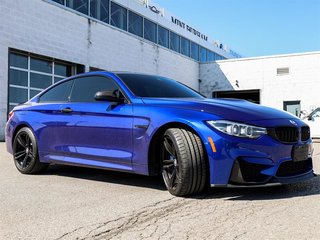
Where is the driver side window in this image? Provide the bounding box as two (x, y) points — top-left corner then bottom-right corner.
(70, 76), (119, 102)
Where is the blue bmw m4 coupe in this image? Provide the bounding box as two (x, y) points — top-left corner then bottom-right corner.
(5, 72), (314, 196)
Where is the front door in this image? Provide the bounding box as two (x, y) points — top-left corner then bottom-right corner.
(55, 75), (133, 170)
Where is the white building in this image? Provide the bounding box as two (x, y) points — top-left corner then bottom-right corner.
(200, 52), (320, 116)
(0, 0), (319, 142)
(0, 0), (240, 140)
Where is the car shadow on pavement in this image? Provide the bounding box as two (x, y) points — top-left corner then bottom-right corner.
(44, 164), (167, 191)
(198, 175), (320, 201)
(44, 165), (320, 200)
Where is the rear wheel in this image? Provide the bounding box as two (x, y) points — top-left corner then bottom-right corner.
(161, 128), (207, 196)
(13, 127), (48, 174)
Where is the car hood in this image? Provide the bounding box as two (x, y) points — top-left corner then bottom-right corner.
(141, 98), (297, 122)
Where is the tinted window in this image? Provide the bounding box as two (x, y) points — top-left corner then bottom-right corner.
(144, 19), (157, 43)
(119, 74), (203, 98)
(8, 51), (78, 110)
(54, 77), (64, 83)
(200, 47), (207, 63)
(215, 54), (225, 60)
(52, 0), (65, 4)
(39, 80), (73, 102)
(191, 42), (199, 61)
(10, 52), (28, 69)
(54, 63), (72, 77)
(9, 69), (28, 86)
(170, 32), (180, 53)
(180, 37), (190, 57)
(70, 76), (118, 102)
(110, 2), (127, 31)
(30, 90), (41, 98)
(90, 0), (109, 23)
(30, 73), (52, 89)
(30, 58), (52, 73)
(66, 0), (89, 15)
(158, 26), (169, 48)
(207, 50), (215, 62)
(9, 87), (28, 104)
(128, 11), (143, 37)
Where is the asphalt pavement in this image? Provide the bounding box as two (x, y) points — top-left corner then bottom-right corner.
(1, 142), (320, 240)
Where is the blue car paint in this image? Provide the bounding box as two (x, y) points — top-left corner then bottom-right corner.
(5, 71), (314, 186)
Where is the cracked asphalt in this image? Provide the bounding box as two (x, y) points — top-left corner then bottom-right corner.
(1, 142), (320, 240)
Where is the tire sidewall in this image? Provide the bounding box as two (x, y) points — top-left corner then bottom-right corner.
(13, 127), (38, 174)
(162, 129), (186, 196)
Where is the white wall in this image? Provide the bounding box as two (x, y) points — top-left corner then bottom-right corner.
(200, 52), (320, 113)
(0, 0), (200, 140)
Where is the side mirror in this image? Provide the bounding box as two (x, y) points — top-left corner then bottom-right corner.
(94, 90), (123, 103)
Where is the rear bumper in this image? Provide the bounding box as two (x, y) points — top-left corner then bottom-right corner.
(5, 121), (13, 154)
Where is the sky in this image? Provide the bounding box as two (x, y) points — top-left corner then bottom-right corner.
(154, 0), (320, 57)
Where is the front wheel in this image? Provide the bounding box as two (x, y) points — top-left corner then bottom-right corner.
(13, 127), (48, 174)
(161, 128), (207, 196)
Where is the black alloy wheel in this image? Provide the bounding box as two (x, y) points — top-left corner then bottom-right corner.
(161, 128), (207, 196)
(162, 135), (181, 191)
(13, 127), (48, 174)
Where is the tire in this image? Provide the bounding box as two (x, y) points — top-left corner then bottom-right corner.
(161, 128), (207, 196)
(12, 127), (48, 174)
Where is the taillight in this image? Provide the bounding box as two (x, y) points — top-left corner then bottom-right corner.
(8, 111), (14, 120)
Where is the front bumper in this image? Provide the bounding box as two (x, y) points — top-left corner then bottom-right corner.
(197, 120), (315, 187)
(211, 171), (315, 188)
(227, 157), (314, 186)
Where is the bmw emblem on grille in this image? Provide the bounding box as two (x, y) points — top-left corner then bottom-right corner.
(290, 120), (298, 126)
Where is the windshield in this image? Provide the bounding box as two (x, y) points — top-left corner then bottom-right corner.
(118, 74), (204, 98)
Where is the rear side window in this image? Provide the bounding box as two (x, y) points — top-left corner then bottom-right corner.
(70, 76), (119, 102)
(39, 80), (73, 102)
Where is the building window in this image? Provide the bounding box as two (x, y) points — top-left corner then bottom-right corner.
(200, 47), (207, 63)
(191, 42), (199, 61)
(89, 66), (106, 71)
(89, 0), (109, 23)
(110, 2), (127, 31)
(144, 19), (157, 43)
(47, 0), (229, 63)
(8, 50), (79, 112)
(30, 58), (52, 74)
(158, 25), (169, 48)
(48, 0), (230, 63)
(207, 50), (215, 62)
(128, 11), (143, 37)
(170, 32), (180, 53)
(277, 67), (290, 75)
(52, 0), (65, 5)
(66, 0), (89, 15)
(180, 37), (190, 57)
(215, 54), (225, 60)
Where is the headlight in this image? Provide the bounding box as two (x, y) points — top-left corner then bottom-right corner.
(207, 120), (267, 139)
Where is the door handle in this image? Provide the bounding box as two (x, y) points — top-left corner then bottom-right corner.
(61, 107), (73, 113)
